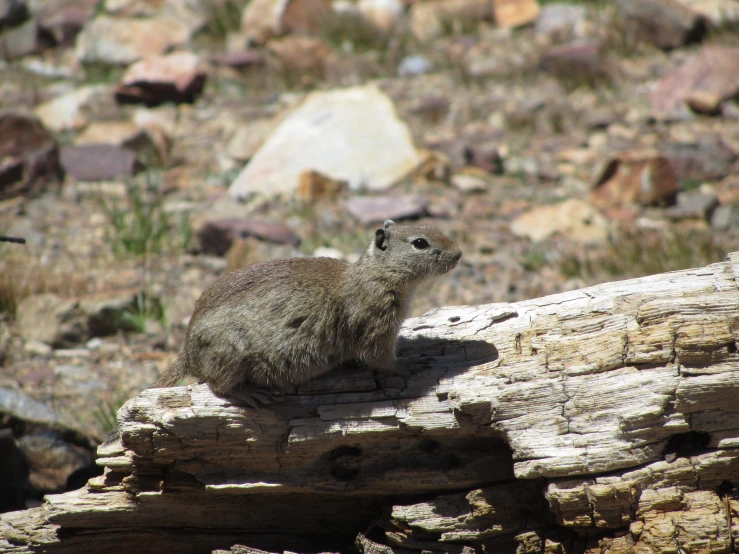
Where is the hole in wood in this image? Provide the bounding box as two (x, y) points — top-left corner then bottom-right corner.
(663, 431), (710, 458)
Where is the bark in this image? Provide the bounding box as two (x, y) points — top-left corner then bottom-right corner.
(3, 253), (739, 554)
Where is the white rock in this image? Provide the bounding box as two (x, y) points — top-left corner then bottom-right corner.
(313, 247), (345, 259)
(74, 120), (148, 147)
(535, 3), (587, 37)
(24, 340), (53, 357)
(229, 84), (424, 199)
(226, 119), (278, 161)
(357, 0), (404, 31)
(398, 55), (432, 77)
(74, 15), (191, 65)
(54, 349), (92, 359)
(86, 337), (104, 350)
(34, 85), (111, 132)
(104, 0), (207, 32)
(510, 198), (609, 244)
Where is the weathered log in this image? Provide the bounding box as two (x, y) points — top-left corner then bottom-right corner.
(2, 254), (739, 554)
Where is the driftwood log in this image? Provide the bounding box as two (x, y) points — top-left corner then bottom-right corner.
(2, 253), (739, 554)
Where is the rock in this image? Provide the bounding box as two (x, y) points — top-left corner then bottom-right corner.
(16, 294), (86, 347)
(226, 119), (278, 162)
(79, 292), (151, 336)
(463, 145), (503, 174)
(312, 246), (344, 260)
(132, 106), (177, 164)
(267, 36), (332, 82)
(115, 51), (206, 106)
(615, 0), (707, 50)
(357, 0), (403, 31)
(510, 198), (609, 244)
(343, 194), (429, 224)
(103, 0), (207, 32)
(230, 85), (424, 199)
(398, 55), (433, 77)
(711, 204), (739, 230)
(74, 15), (192, 65)
(535, 3), (587, 38)
(296, 169), (349, 201)
(451, 167), (491, 193)
(649, 45), (739, 120)
(24, 340), (52, 357)
(36, 0), (98, 45)
(590, 151), (678, 207)
(412, 149), (452, 183)
(492, 0), (540, 27)
(74, 121), (157, 160)
(409, 0), (491, 41)
(540, 40), (610, 84)
(0, 0), (27, 29)
(16, 291), (148, 347)
(60, 144), (143, 181)
(224, 236), (301, 273)
(197, 219), (301, 256)
(0, 18), (52, 59)
(665, 190), (719, 220)
(0, 111), (62, 200)
(240, 0), (333, 44)
(659, 137), (737, 183)
(18, 430), (94, 493)
(34, 85), (115, 133)
(685, 91), (724, 116)
(210, 50), (266, 69)
(0, 387), (87, 438)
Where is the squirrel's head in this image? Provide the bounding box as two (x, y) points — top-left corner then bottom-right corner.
(364, 219), (462, 280)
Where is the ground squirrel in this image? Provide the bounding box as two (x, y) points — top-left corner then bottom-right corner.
(155, 219), (462, 404)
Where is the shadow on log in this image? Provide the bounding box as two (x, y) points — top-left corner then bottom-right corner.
(3, 254), (739, 554)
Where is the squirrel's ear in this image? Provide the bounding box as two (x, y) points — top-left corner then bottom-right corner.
(375, 228), (388, 251)
(383, 219), (395, 229)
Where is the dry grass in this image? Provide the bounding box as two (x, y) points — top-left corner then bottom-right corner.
(557, 225), (730, 282)
(0, 251), (91, 319)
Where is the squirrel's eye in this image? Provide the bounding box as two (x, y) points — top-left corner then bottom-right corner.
(412, 238), (430, 250)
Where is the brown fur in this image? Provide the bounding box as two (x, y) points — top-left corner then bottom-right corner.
(155, 220), (462, 398)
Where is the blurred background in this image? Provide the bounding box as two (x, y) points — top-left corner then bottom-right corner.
(0, 0), (738, 512)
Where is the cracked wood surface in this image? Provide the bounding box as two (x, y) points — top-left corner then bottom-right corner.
(2, 253), (739, 554)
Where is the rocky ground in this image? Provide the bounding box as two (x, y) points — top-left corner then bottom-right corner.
(1, 0), (738, 520)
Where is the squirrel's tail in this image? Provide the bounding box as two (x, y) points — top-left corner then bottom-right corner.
(155, 355), (187, 387)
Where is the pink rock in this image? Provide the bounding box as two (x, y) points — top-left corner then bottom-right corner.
(116, 52), (206, 106)
(210, 50), (266, 68)
(650, 45), (739, 119)
(540, 40), (611, 84)
(197, 219), (301, 256)
(343, 194), (429, 225)
(37, 0), (98, 45)
(60, 144), (143, 181)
